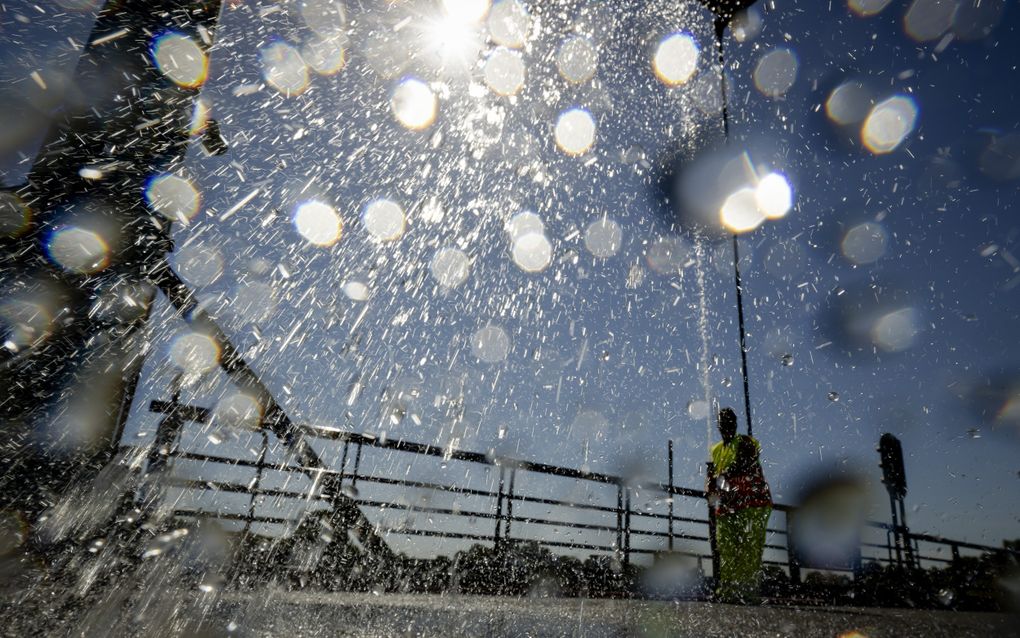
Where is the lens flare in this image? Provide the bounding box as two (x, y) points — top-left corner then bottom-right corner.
(848, 0), (892, 16)
(487, 0), (531, 48)
(653, 33), (698, 87)
(554, 108), (596, 156)
(557, 36), (597, 84)
(483, 47), (525, 96)
(169, 332), (220, 375)
(145, 174), (200, 223)
(392, 78), (438, 130)
(755, 172), (793, 219)
(512, 232), (553, 272)
(152, 32), (208, 88)
(471, 325), (511, 363)
(46, 226), (111, 274)
(583, 218), (622, 258)
(214, 393), (263, 429)
(861, 95), (918, 154)
(904, 0), (955, 41)
(442, 0), (491, 23)
(293, 200), (342, 246)
(720, 187), (765, 233)
(261, 41), (309, 96)
(430, 247), (471, 287)
(505, 211), (544, 240)
(302, 36), (347, 75)
(0, 192), (31, 238)
(753, 48), (798, 98)
(362, 198), (406, 242)
(825, 81), (873, 126)
(841, 222), (888, 264)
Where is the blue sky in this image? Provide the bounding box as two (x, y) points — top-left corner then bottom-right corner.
(2, 0), (1017, 557)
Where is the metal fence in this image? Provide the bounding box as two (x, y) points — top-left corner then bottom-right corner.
(141, 397), (1015, 584)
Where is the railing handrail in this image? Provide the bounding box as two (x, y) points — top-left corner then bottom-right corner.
(130, 420), (1015, 562)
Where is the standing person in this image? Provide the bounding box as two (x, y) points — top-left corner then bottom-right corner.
(707, 407), (773, 604)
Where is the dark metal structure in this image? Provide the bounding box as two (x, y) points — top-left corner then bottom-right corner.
(0, 0), (331, 534)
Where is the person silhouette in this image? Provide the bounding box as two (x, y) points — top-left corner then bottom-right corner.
(707, 407), (773, 604)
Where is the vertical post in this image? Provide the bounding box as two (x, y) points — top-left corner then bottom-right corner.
(244, 431), (269, 535)
(351, 442), (363, 488)
(624, 488), (632, 567)
(951, 543), (961, 563)
(616, 483), (624, 554)
(707, 462), (720, 584)
(504, 469), (516, 543)
(786, 511), (801, 585)
(668, 440), (675, 551)
(731, 235), (754, 438)
(889, 492), (903, 567)
(339, 440), (350, 485)
(494, 466), (506, 548)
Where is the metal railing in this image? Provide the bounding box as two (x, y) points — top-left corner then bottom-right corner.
(139, 398), (1017, 585)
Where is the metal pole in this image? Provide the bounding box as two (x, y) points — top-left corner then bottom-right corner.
(732, 236), (754, 438)
(707, 462), (720, 584)
(713, 9), (754, 439)
(616, 483), (624, 553)
(624, 488), (632, 567)
(786, 512), (801, 585)
(668, 440), (675, 551)
(505, 469), (516, 543)
(494, 467), (506, 548)
(351, 443), (363, 488)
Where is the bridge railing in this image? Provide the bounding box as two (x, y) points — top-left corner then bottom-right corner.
(137, 404), (1016, 584)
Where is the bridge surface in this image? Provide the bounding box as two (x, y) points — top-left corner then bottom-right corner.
(5, 589), (1016, 637)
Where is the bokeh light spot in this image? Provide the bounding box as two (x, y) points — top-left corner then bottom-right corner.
(302, 36), (347, 75)
(392, 78), (438, 130)
(174, 243), (224, 288)
(293, 200), (342, 246)
(841, 222), (888, 265)
(471, 325), (511, 363)
(554, 108), (596, 156)
(487, 0), (531, 48)
(214, 393), (263, 430)
(152, 32), (208, 88)
(652, 33), (699, 87)
(145, 174), (200, 223)
(557, 36), (597, 84)
(343, 280), (371, 301)
(0, 192), (31, 238)
(506, 211), (544, 240)
(362, 198), (406, 242)
(483, 47), (525, 96)
(583, 218), (623, 258)
(720, 187), (765, 233)
(872, 307), (920, 352)
(861, 95), (918, 154)
(753, 48), (798, 98)
(848, 0), (892, 16)
(261, 41), (310, 96)
(169, 332), (220, 375)
(46, 226), (110, 274)
(755, 172), (793, 219)
(904, 0), (956, 41)
(512, 233), (553, 272)
(430, 247), (471, 288)
(826, 81), (873, 126)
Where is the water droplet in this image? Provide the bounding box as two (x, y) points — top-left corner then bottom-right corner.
(828, 391), (840, 402)
(781, 354), (794, 367)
